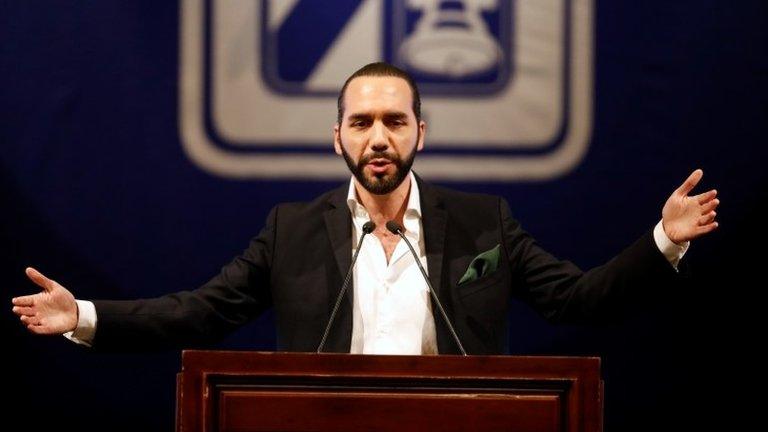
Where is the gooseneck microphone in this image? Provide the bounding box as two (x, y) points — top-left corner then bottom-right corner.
(317, 220), (376, 353)
(385, 221), (467, 356)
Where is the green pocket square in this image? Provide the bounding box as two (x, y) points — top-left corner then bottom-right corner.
(458, 244), (501, 285)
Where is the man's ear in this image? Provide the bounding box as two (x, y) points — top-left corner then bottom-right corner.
(417, 120), (426, 151)
(333, 123), (343, 156)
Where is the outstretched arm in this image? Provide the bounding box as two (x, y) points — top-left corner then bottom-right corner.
(662, 169), (720, 243)
(11, 206), (277, 351)
(11, 267), (78, 335)
(503, 169), (719, 324)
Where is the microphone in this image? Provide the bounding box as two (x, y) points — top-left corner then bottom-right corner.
(385, 221), (467, 356)
(317, 220), (376, 353)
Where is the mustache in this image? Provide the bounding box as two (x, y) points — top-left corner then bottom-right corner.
(359, 151), (400, 166)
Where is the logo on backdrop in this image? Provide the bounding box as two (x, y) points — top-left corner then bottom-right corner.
(179, 0), (593, 180)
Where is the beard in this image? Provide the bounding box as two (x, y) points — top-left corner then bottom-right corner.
(340, 139), (418, 196)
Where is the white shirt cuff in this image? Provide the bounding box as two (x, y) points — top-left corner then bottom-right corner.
(653, 220), (689, 271)
(63, 300), (97, 347)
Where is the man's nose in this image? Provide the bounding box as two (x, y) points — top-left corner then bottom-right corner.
(369, 121), (389, 152)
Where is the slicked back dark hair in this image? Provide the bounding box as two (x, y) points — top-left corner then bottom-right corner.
(337, 62), (421, 125)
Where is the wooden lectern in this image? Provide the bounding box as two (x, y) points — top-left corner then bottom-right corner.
(176, 350), (602, 432)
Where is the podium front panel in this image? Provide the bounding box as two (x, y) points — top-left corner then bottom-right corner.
(178, 351), (602, 432)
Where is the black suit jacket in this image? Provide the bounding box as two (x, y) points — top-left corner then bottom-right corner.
(92, 176), (681, 354)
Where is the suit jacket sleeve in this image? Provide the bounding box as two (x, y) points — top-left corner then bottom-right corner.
(500, 198), (684, 324)
(89, 206), (278, 351)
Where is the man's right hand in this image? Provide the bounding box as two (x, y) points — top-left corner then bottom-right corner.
(11, 267), (78, 335)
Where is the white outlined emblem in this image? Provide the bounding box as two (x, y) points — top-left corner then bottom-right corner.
(180, 0), (593, 180)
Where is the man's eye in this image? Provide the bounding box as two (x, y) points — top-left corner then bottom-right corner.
(351, 121), (368, 127)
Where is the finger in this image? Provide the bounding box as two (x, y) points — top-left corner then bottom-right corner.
(698, 211), (717, 225)
(700, 198), (720, 213)
(676, 169), (703, 196)
(28, 324), (49, 335)
(12, 295), (36, 306)
(695, 189), (718, 205)
(12, 306), (36, 316)
(20, 315), (40, 326)
(695, 222), (719, 236)
(25, 267), (55, 292)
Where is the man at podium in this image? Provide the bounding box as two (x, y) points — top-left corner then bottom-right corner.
(11, 62), (719, 355)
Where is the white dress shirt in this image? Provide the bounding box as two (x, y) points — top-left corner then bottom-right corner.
(347, 171), (437, 355)
(66, 175), (689, 351)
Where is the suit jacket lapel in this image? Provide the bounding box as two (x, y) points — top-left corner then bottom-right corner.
(418, 178), (446, 297)
(416, 175), (459, 354)
(322, 186), (353, 352)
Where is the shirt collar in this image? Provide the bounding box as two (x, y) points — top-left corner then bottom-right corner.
(346, 171), (422, 219)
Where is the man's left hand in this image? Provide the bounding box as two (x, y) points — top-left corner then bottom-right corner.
(662, 169), (720, 244)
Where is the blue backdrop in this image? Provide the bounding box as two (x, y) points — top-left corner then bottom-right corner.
(2, 1), (765, 430)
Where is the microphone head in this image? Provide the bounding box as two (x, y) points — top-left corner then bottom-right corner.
(385, 221), (403, 234)
(362, 221), (376, 234)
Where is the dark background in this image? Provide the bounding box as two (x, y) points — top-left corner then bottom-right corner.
(2, 1), (765, 430)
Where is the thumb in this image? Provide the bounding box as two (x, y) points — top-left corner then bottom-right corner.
(25, 267), (55, 292)
(676, 169), (703, 196)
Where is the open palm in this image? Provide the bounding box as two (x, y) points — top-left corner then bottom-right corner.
(11, 267), (78, 335)
(662, 169), (720, 244)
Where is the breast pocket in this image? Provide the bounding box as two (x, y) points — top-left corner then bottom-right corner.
(457, 266), (506, 299)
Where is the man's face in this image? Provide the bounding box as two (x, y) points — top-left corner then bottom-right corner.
(334, 76), (425, 195)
